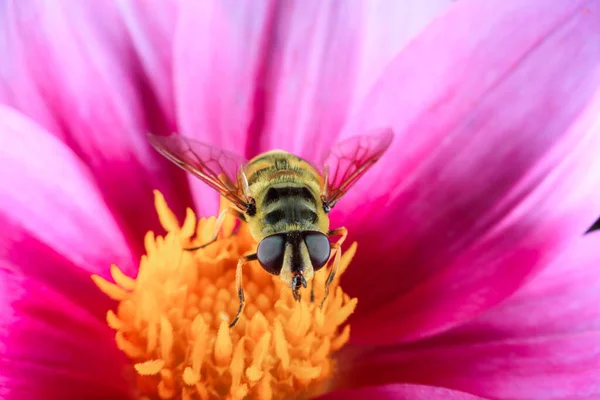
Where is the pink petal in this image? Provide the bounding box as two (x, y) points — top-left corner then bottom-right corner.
(319, 384), (484, 400)
(0, 108), (135, 398)
(0, 268), (133, 400)
(114, 0), (179, 129)
(333, 0), (600, 344)
(336, 234), (600, 399)
(434, 231), (600, 342)
(340, 333), (600, 400)
(0, 106), (135, 277)
(0, 0), (194, 250)
(174, 0), (452, 213)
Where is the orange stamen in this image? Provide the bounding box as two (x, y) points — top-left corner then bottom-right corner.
(93, 191), (357, 399)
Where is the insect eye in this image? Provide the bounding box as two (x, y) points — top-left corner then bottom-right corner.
(304, 232), (331, 271)
(257, 234), (286, 275)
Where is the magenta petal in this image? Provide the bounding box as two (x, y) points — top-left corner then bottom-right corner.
(0, 1), (193, 250)
(335, 0), (600, 344)
(337, 234), (600, 399)
(0, 106), (134, 277)
(0, 268), (133, 400)
(114, 0), (179, 129)
(438, 231), (600, 341)
(0, 108), (134, 398)
(174, 0), (452, 213)
(341, 333), (600, 400)
(319, 384), (484, 400)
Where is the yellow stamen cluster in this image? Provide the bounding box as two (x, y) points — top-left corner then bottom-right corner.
(93, 191), (357, 400)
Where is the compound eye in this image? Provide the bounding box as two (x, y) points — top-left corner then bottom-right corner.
(304, 232), (331, 271)
(257, 234), (286, 275)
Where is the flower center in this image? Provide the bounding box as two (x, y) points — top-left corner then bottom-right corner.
(92, 191), (357, 400)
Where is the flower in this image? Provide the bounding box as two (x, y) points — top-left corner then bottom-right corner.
(1, 1), (600, 399)
(92, 191), (357, 399)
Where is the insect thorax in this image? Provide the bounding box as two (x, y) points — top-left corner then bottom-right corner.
(244, 151), (329, 239)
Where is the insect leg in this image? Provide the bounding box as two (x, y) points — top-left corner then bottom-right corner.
(321, 227), (348, 308)
(185, 207), (244, 251)
(229, 252), (257, 328)
(239, 168), (250, 198)
(310, 278), (316, 303)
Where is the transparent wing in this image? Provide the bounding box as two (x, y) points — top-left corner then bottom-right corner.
(322, 128), (393, 209)
(148, 133), (251, 211)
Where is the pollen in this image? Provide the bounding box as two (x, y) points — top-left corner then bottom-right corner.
(92, 191), (357, 400)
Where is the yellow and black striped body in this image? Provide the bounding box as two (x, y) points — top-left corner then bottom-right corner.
(243, 151), (330, 286)
(244, 150), (329, 239)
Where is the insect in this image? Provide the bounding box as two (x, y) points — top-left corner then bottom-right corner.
(148, 129), (393, 327)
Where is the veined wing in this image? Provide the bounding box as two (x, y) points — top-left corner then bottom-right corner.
(322, 128), (393, 210)
(148, 133), (251, 212)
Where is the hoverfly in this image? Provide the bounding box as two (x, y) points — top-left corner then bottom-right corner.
(148, 129), (393, 327)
